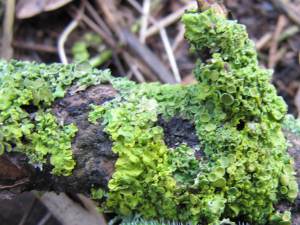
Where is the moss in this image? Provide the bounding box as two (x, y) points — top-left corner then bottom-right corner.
(88, 8), (298, 225)
(0, 60), (111, 175)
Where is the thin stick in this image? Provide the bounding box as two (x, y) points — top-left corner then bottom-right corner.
(139, 0), (151, 43)
(13, 41), (58, 53)
(85, 1), (113, 38)
(71, 9), (116, 48)
(256, 32), (272, 50)
(0, 178), (29, 190)
(159, 28), (181, 82)
(256, 25), (299, 50)
(58, 2), (85, 64)
(271, 0), (300, 26)
(1, 0), (15, 59)
(128, 63), (146, 83)
(172, 24), (185, 52)
(127, 0), (181, 82)
(268, 15), (288, 68)
(145, 3), (195, 38)
(36, 212), (51, 225)
(58, 20), (78, 64)
(18, 198), (37, 225)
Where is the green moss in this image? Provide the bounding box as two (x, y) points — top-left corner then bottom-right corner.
(0, 60), (111, 175)
(89, 8), (298, 225)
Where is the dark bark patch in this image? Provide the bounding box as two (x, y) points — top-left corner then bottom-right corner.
(157, 116), (200, 149)
(27, 85), (118, 194)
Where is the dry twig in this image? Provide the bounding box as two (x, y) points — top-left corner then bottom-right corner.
(140, 0), (151, 43)
(85, 2), (113, 38)
(12, 41), (58, 54)
(127, 0), (181, 82)
(58, 1), (85, 64)
(271, 0), (300, 26)
(1, 0), (15, 59)
(17, 198), (37, 225)
(36, 212), (51, 225)
(145, 3), (196, 38)
(96, 0), (176, 83)
(268, 15), (288, 68)
(256, 32), (272, 50)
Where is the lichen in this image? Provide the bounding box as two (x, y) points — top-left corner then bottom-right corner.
(0, 60), (111, 175)
(88, 8), (298, 225)
(282, 114), (300, 136)
(0, 5), (297, 225)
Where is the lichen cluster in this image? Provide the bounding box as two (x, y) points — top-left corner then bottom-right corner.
(0, 60), (110, 175)
(283, 114), (300, 136)
(0, 6), (297, 225)
(89, 8), (298, 225)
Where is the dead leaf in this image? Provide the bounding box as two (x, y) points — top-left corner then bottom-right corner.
(16, 0), (73, 19)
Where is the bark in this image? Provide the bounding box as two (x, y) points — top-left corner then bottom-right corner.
(0, 85), (118, 199)
(1, 84), (300, 222)
(0, 84), (199, 199)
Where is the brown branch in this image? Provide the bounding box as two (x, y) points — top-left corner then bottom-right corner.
(0, 85), (118, 200)
(0, 83), (300, 223)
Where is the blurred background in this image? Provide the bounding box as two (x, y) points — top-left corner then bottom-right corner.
(0, 0), (299, 224)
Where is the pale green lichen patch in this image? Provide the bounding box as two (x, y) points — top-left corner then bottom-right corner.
(89, 8), (298, 225)
(0, 60), (111, 175)
(283, 114), (300, 136)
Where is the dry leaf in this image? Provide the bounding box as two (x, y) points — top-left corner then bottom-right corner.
(16, 0), (73, 19)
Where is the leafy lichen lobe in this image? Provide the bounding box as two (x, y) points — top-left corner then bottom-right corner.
(89, 8), (298, 225)
(0, 60), (110, 175)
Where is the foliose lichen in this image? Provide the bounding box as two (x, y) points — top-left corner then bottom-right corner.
(88, 8), (298, 225)
(282, 114), (300, 136)
(0, 60), (111, 175)
(0, 5), (297, 225)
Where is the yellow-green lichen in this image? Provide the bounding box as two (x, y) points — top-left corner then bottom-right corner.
(88, 8), (298, 225)
(0, 60), (111, 175)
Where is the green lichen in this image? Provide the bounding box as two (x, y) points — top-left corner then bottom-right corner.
(88, 8), (298, 225)
(0, 4), (297, 224)
(269, 211), (292, 225)
(91, 187), (105, 200)
(118, 217), (239, 225)
(168, 144), (200, 186)
(119, 217), (192, 225)
(0, 60), (111, 175)
(282, 114), (300, 136)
